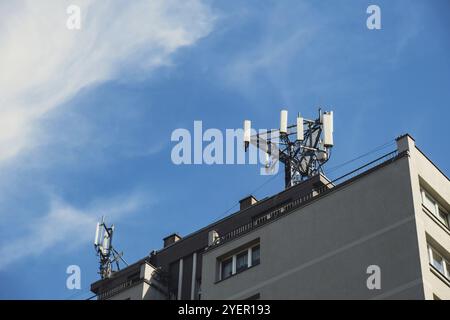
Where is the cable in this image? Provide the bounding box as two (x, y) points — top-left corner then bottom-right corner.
(325, 139), (395, 175)
(213, 170), (281, 221)
(212, 140), (394, 221)
(249, 169), (281, 195)
(327, 149), (398, 187)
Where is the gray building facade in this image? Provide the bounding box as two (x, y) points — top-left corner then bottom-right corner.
(91, 134), (450, 300)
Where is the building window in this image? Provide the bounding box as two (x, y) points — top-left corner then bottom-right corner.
(236, 251), (248, 273)
(428, 245), (450, 280)
(438, 208), (449, 228)
(252, 245), (260, 266)
(431, 250), (444, 274)
(422, 191), (436, 213)
(221, 257), (233, 280)
(421, 189), (449, 228)
(219, 243), (260, 281)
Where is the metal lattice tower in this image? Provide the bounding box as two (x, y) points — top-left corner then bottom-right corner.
(94, 217), (128, 279)
(244, 109), (334, 189)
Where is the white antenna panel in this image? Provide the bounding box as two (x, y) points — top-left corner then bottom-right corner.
(323, 111), (333, 146)
(243, 120), (251, 143)
(264, 152), (270, 168)
(243, 107), (334, 188)
(102, 233), (110, 253)
(94, 222), (100, 246)
(94, 218), (127, 279)
(280, 110), (288, 134)
(297, 115), (304, 141)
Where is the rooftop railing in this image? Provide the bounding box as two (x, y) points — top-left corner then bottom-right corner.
(208, 149), (401, 250)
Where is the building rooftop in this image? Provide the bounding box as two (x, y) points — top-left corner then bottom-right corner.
(91, 133), (450, 299)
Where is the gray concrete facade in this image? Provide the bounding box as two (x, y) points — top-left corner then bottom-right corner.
(201, 135), (450, 300)
(91, 134), (450, 300)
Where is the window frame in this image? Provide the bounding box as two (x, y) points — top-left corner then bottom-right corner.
(235, 250), (249, 273)
(251, 244), (260, 266)
(421, 189), (437, 214)
(427, 244), (450, 280)
(421, 188), (449, 228)
(438, 208), (449, 228)
(218, 243), (260, 281)
(220, 257), (233, 281)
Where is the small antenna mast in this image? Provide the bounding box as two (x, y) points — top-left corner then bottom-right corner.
(94, 216), (128, 279)
(244, 108), (334, 189)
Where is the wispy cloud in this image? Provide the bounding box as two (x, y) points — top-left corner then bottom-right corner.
(225, 29), (312, 94)
(0, 0), (214, 272)
(220, 2), (318, 106)
(0, 0), (214, 164)
(220, 1), (424, 109)
(0, 192), (149, 270)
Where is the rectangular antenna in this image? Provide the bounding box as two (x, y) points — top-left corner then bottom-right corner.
(94, 222), (100, 246)
(102, 233), (110, 255)
(244, 120), (251, 144)
(323, 111), (334, 146)
(297, 115), (304, 141)
(280, 110), (288, 134)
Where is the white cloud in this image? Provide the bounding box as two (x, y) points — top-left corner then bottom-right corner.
(220, 2), (318, 107)
(225, 29), (312, 92)
(0, 0), (214, 271)
(0, 0), (214, 164)
(0, 192), (149, 270)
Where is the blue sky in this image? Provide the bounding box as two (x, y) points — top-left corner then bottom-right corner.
(0, 0), (449, 299)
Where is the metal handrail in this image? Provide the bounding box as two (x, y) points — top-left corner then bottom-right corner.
(209, 150), (400, 249)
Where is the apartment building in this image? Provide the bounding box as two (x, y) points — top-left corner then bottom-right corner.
(90, 134), (450, 300)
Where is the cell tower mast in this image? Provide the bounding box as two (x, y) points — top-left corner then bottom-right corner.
(94, 217), (128, 279)
(244, 108), (334, 189)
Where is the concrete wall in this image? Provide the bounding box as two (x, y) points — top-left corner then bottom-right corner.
(202, 154), (426, 299)
(149, 175), (330, 299)
(92, 134), (449, 300)
(101, 262), (167, 300)
(92, 176), (331, 300)
(401, 135), (450, 300)
(108, 283), (146, 300)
